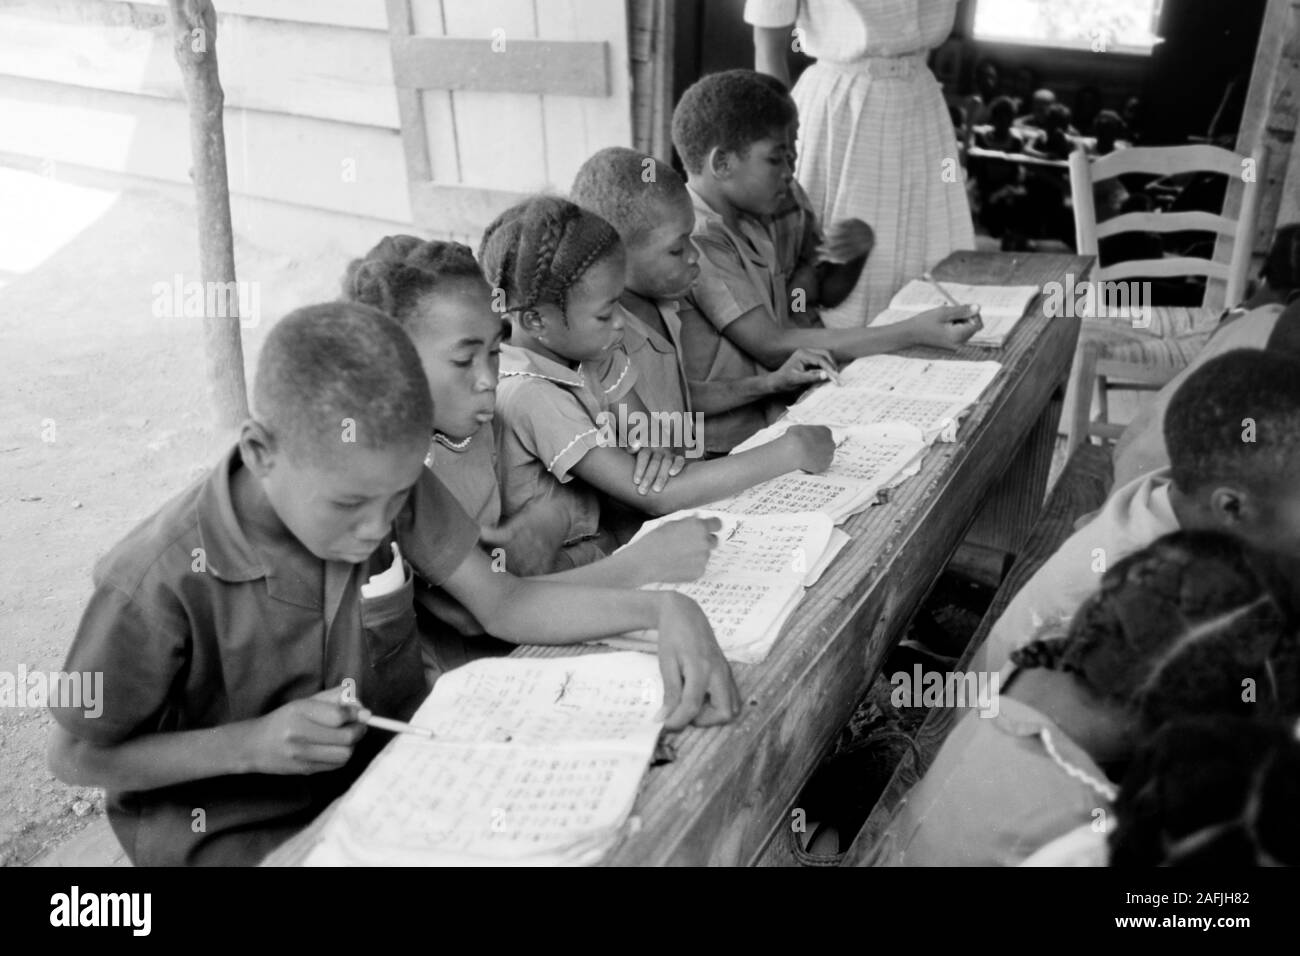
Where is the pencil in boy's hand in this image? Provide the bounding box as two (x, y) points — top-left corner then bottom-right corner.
(362, 712), (437, 740)
(921, 271), (962, 309)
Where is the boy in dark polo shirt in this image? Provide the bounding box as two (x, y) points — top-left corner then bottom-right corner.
(48, 301), (738, 866)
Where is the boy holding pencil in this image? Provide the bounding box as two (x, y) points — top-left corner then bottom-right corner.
(670, 69), (983, 452)
(46, 302), (737, 866)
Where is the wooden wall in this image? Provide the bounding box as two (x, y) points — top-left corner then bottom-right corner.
(0, 0), (636, 250)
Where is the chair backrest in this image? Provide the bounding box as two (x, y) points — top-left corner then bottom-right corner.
(1069, 144), (1264, 311)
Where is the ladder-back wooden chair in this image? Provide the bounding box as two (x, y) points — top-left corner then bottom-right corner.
(1064, 143), (1263, 449)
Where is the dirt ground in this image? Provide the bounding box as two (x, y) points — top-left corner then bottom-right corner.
(0, 168), (352, 865)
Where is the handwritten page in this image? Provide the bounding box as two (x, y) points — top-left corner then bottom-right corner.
(786, 389), (968, 437)
(870, 279), (1039, 347)
(611, 512), (837, 662)
(836, 356), (1000, 405)
(303, 653), (663, 866)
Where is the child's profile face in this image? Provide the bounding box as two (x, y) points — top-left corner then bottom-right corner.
(625, 195), (699, 300)
(1238, 482), (1300, 581)
(535, 252), (627, 363)
(263, 438), (428, 564)
(409, 277), (504, 441)
(721, 133), (792, 217)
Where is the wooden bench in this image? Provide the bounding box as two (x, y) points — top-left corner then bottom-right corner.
(838, 440), (1114, 866)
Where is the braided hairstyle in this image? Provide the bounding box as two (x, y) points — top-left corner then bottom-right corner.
(1261, 223), (1300, 304)
(477, 195), (623, 323)
(1111, 716), (1300, 866)
(1010, 531), (1300, 732)
(341, 235), (485, 331)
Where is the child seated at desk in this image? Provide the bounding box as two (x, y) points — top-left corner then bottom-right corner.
(1113, 224), (1300, 484)
(982, 349), (1300, 671)
(478, 195), (835, 534)
(46, 301), (738, 866)
(670, 69), (981, 452)
(871, 531), (1300, 867)
(569, 147), (838, 450)
(341, 234), (729, 676)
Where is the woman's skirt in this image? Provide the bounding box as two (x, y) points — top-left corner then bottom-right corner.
(792, 54), (975, 327)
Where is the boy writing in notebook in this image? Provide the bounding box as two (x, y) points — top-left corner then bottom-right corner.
(670, 69), (981, 452)
(46, 302), (737, 866)
(981, 349), (1300, 670)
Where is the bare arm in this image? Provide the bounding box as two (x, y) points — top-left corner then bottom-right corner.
(569, 427), (831, 517)
(753, 25), (792, 85)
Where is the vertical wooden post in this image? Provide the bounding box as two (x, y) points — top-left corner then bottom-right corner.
(166, 0), (249, 428)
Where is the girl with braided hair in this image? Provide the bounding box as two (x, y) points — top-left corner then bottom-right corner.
(869, 530), (1300, 867)
(479, 196), (834, 565)
(341, 234), (734, 678)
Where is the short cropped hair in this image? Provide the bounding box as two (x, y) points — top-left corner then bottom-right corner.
(1165, 350), (1300, 494)
(671, 69), (796, 175)
(253, 301), (433, 462)
(569, 147), (690, 244)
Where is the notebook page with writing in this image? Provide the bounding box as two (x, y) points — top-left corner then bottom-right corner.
(303, 653), (663, 866)
(869, 279), (1038, 346)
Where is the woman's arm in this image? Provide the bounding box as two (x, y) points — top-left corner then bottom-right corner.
(753, 25), (792, 85)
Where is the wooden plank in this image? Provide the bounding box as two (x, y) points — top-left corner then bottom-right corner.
(0, 8), (398, 129)
(409, 0), (461, 187)
(442, 0), (547, 193)
(515, 252), (1089, 866)
(132, 0), (389, 29)
(1090, 143), (1247, 180)
(387, 0), (434, 208)
(1093, 257), (1231, 284)
(840, 441), (1115, 867)
(1093, 209), (1236, 240)
(537, 0), (634, 193)
(409, 180), (529, 238)
(0, 77), (410, 222)
(391, 35), (609, 96)
(1236, 0), (1300, 251)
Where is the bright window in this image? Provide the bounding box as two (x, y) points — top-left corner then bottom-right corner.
(973, 0), (1162, 55)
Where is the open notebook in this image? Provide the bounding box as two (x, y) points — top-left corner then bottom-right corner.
(604, 510), (843, 664)
(870, 279), (1039, 347)
(785, 355), (1000, 441)
(611, 356), (1000, 664)
(303, 653), (664, 866)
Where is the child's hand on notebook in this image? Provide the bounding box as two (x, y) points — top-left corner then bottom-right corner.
(654, 592), (740, 730)
(630, 445), (686, 495)
(626, 515), (723, 584)
(817, 218), (874, 263)
(245, 685), (368, 775)
(769, 348), (841, 391)
(782, 424), (836, 474)
(903, 305), (983, 350)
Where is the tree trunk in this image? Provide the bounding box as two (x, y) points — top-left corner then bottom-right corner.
(165, 0), (249, 428)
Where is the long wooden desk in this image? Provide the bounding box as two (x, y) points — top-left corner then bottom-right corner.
(509, 251), (1089, 865)
(265, 251), (1089, 867)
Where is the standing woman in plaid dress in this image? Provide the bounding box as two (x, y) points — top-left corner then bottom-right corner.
(748, 0), (975, 327)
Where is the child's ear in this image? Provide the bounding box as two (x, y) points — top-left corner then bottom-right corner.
(517, 307), (546, 336)
(1208, 485), (1253, 529)
(239, 419), (277, 477)
(706, 146), (731, 180)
